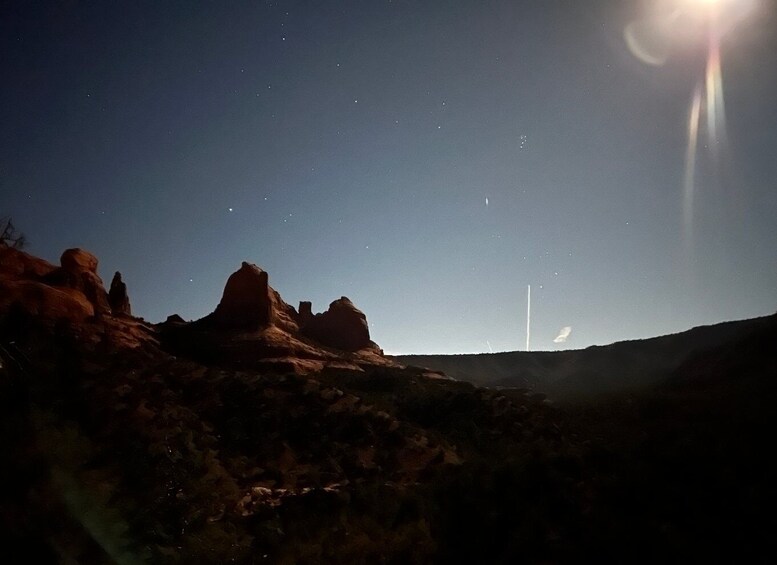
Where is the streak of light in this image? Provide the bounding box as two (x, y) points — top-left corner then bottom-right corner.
(704, 18), (727, 159)
(683, 3), (728, 250)
(683, 84), (703, 250)
(525, 285), (531, 352)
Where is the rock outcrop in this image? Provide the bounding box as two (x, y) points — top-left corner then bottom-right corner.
(47, 248), (111, 315)
(212, 262), (273, 329)
(301, 297), (372, 352)
(0, 246), (144, 332)
(60, 248), (99, 273)
(211, 262), (299, 332)
(0, 279), (95, 327)
(298, 301), (313, 325)
(108, 272), (132, 316)
(0, 246), (109, 326)
(0, 244), (57, 279)
(165, 314), (186, 325)
(207, 263), (374, 352)
(160, 261), (385, 372)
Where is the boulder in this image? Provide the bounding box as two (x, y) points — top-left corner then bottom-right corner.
(301, 297), (372, 352)
(108, 271), (132, 316)
(60, 248), (99, 274)
(45, 248), (111, 315)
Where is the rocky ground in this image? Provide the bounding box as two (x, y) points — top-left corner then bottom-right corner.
(1, 317), (577, 563)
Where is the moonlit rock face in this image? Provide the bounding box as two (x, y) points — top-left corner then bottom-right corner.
(0, 246), (97, 324)
(61, 248), (100, 274)
(56, 248), (110, 314)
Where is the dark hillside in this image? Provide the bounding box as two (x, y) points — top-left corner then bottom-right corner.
(394, 313), (776, 398)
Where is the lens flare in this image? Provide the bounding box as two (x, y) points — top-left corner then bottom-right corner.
(624, 18), (671, 66)
(683, 3), (729, 250)
(704, 27), (727, 157)
(625, 0), (757, 254)
(683, 84), (703, 250)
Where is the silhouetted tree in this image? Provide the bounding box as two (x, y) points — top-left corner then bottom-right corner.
(0, 217), (26, 249)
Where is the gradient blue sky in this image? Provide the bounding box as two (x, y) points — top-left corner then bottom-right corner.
(2, 0), (776, 353)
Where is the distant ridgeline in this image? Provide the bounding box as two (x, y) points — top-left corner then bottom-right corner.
(393, 313), (777, 399)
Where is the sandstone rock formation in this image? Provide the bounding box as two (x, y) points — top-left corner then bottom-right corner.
(211, 262), (299, 332)
(212, 262), (272, 329)
(301, 297), (372, 352)
(207, 262), (374, 351)
(60, 248), (99, 273)
(0, 244), (57, 279)
(298, 301), (313, 325)
(48, 248), (111, 315)
(0, 246), (99, 326)
(0, 279), (95, 326)
(108, 272), (132, 316)
(160, 261), (385, 372)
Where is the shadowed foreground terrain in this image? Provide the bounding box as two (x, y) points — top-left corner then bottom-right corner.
(1, 245), (776, 563)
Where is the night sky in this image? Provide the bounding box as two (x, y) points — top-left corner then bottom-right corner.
(2, 0), (776, 354)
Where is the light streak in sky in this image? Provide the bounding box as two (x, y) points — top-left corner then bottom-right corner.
(683, 1), (729, 250)
(683, 84), (703, 250)
(525, 284), (531, 352)
(703, 13), (727, 160)
(625, 1), (757, 253)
